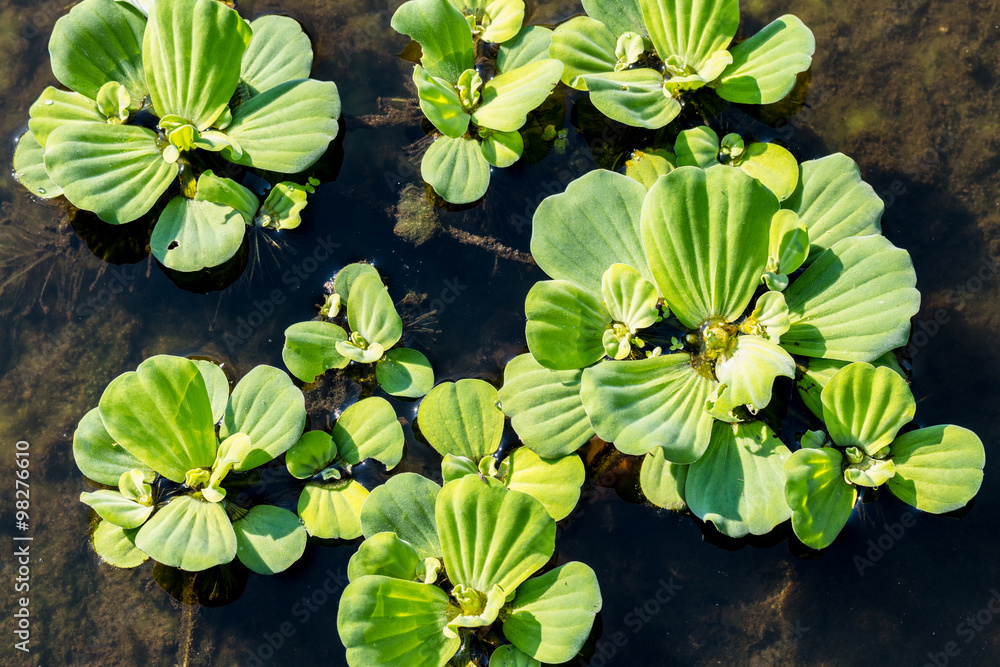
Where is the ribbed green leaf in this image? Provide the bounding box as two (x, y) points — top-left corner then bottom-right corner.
(282, 321), (350, 382)
(413, 65), (470, 138)
(298, 480), (368, 539)
(333, 397), (404, 468)
(376, 348), (435, 398)
(496, 26), (553, 73)
(361, 474), (442, 560)
(888, 426), (986, 513)
(821, 363), (915, 456)
(150, 196), (246, 272)
(348, 272), (403, 350)
(583, 69), (681, 129)
(502, 448), (585, 521)
(391, 0), (475, 82)
(73, 408), (154, 485)
(525, 280), (610, 371)
(550, 16), (617, 90)
(220, 365), (307, 470)
(92, 521), (147, 569)
(580, 355), (715, 462)
(640, 449), (687, 510)
(784, 447), (856, 549)
(347, 532), (422, 582)
(472, 59), (563, 132)
(28, 87), (105, 150)
(641, 165), (775, 329)
(135, 495), (237, 571)
(43, 123), (176, 225)
(422, 135), (491, 204)
(418, 379), (504, 461)
(715, 15), (815, 104)
(241, 16), (314, 95)
(13, 132), (62, 199)
(640, 0), (738, 71)
(233, 505), (307, 574)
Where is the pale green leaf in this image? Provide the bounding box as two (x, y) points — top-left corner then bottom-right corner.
(641, 165), (775, 329)
(673, 125), (719, 168)
(144, 0), (251, 129)
(530, 169), (652, 292)
(749, 291), (790, 340)
(43, 123), (177, 225)
(391, 0), (475, 82)
(413, 65), (470, 138)
(298, 479), (368, 539)
(481, 130), (524, 168)
(888, 426), (986, 513)
(334, 263), (381, 304)
(192, 360), (229, 424)
(525, 280), (610, 371)
(796, 353), (904, 420)
(686, 421), (792, 538)
(501, 448), (585, 521)
(80, 490), (153, 529)
(489, 645), (541, 667)
(580, 355), (716, 462)
(496, 26), (553, 73)
(348, 272), (403, 350)
(233, 505), (308, 575)
(135, 495), (237, 571)
(711, 334), (795, 415)
(28, 87), (105, 148)
(436, 476), (554, 593)
(282, 321), (350, 382)
(498, 353), (594, 458)
(418, 379), (504, 461)
(73, 408), (154, 486)
(738, 142), (799, 201)
(220, 365), (307, 470)
(781, 153), (884, 264)
(782, 235), (920, 361)
(582, 0), (648, 40)
(784, 447), (856, 549)
(640, 449), (687, 510)
(549, 16), (617, 90)
(640, 0), (738, 71)
(333, 397), (404, 468)
(715, 15), (815, 104)
(337, 576), (459, 667)
(502, 562), (602, 663)
(376, 348), (435, 398)
(821, 362), (915, 456)
(49, 0), (147, 104)
(194, 170), (259, 226)
(222, 79), (341, 173)
(151, 196), (246, 272)
(13, 132), (62, 199)
(583, 69), (681, 129)
(286, 431), (338, 479)
(241, 15), (314, 95)
(472, 59), (563, 132)
(767, 208), (808, 277)
(348, 531), (422, 582)
(625, 148), (676, 190)
(99, 355), (217, 483)
(361, 474), (442, 559)
(601, 263), (660, 332)
(422, 135), (491, 204)
(92, 521), (147, 569)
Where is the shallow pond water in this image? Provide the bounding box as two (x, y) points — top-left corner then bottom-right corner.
(1, 0), (999, 665)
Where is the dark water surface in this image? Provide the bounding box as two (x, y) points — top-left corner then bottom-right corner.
(1, 0), (999, 665)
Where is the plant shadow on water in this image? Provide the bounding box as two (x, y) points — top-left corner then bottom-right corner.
(0, 0), (999, 665)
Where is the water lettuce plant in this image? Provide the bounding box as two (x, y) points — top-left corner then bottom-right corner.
(74, 355), (308, 573)
(784, 362), (985, 549)
(418, 379), (585, 520)
(550, 0), (815, 128)
(13, 0), (340, 272)
(285, 397), (405, 539)
(338, 473), (602, 665)
(391, 0), (564, 203)
(516, 155), (920, 536)
(282, 263), (435, 397)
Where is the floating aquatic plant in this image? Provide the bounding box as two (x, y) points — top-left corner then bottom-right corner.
(391, 0), (564, 203)
(74, 355), (308, 573)
(418, 379), (585, 520)
(13, 0), (340, 273)
(338, 473), (602, 666)
(784, 362), (985, 549)
(282, 263), (435, 397)
(550, 0), (815, 128)
(513, 155), (921, 537)
(285, 397), (405, 539)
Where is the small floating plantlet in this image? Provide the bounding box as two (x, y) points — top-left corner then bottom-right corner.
(282, 263), (435, 397)
(418, 379), (586, 520)
(784, 362), (985, 549)
(12, 0), (340, 274)
(74, 355), (309, 573)
(550, 0), (815, 128)
(391, 0), (564, 203)
(338, 473), (602, 666)
(514, 154), (922, 537)
(285, 397), (405, 540)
